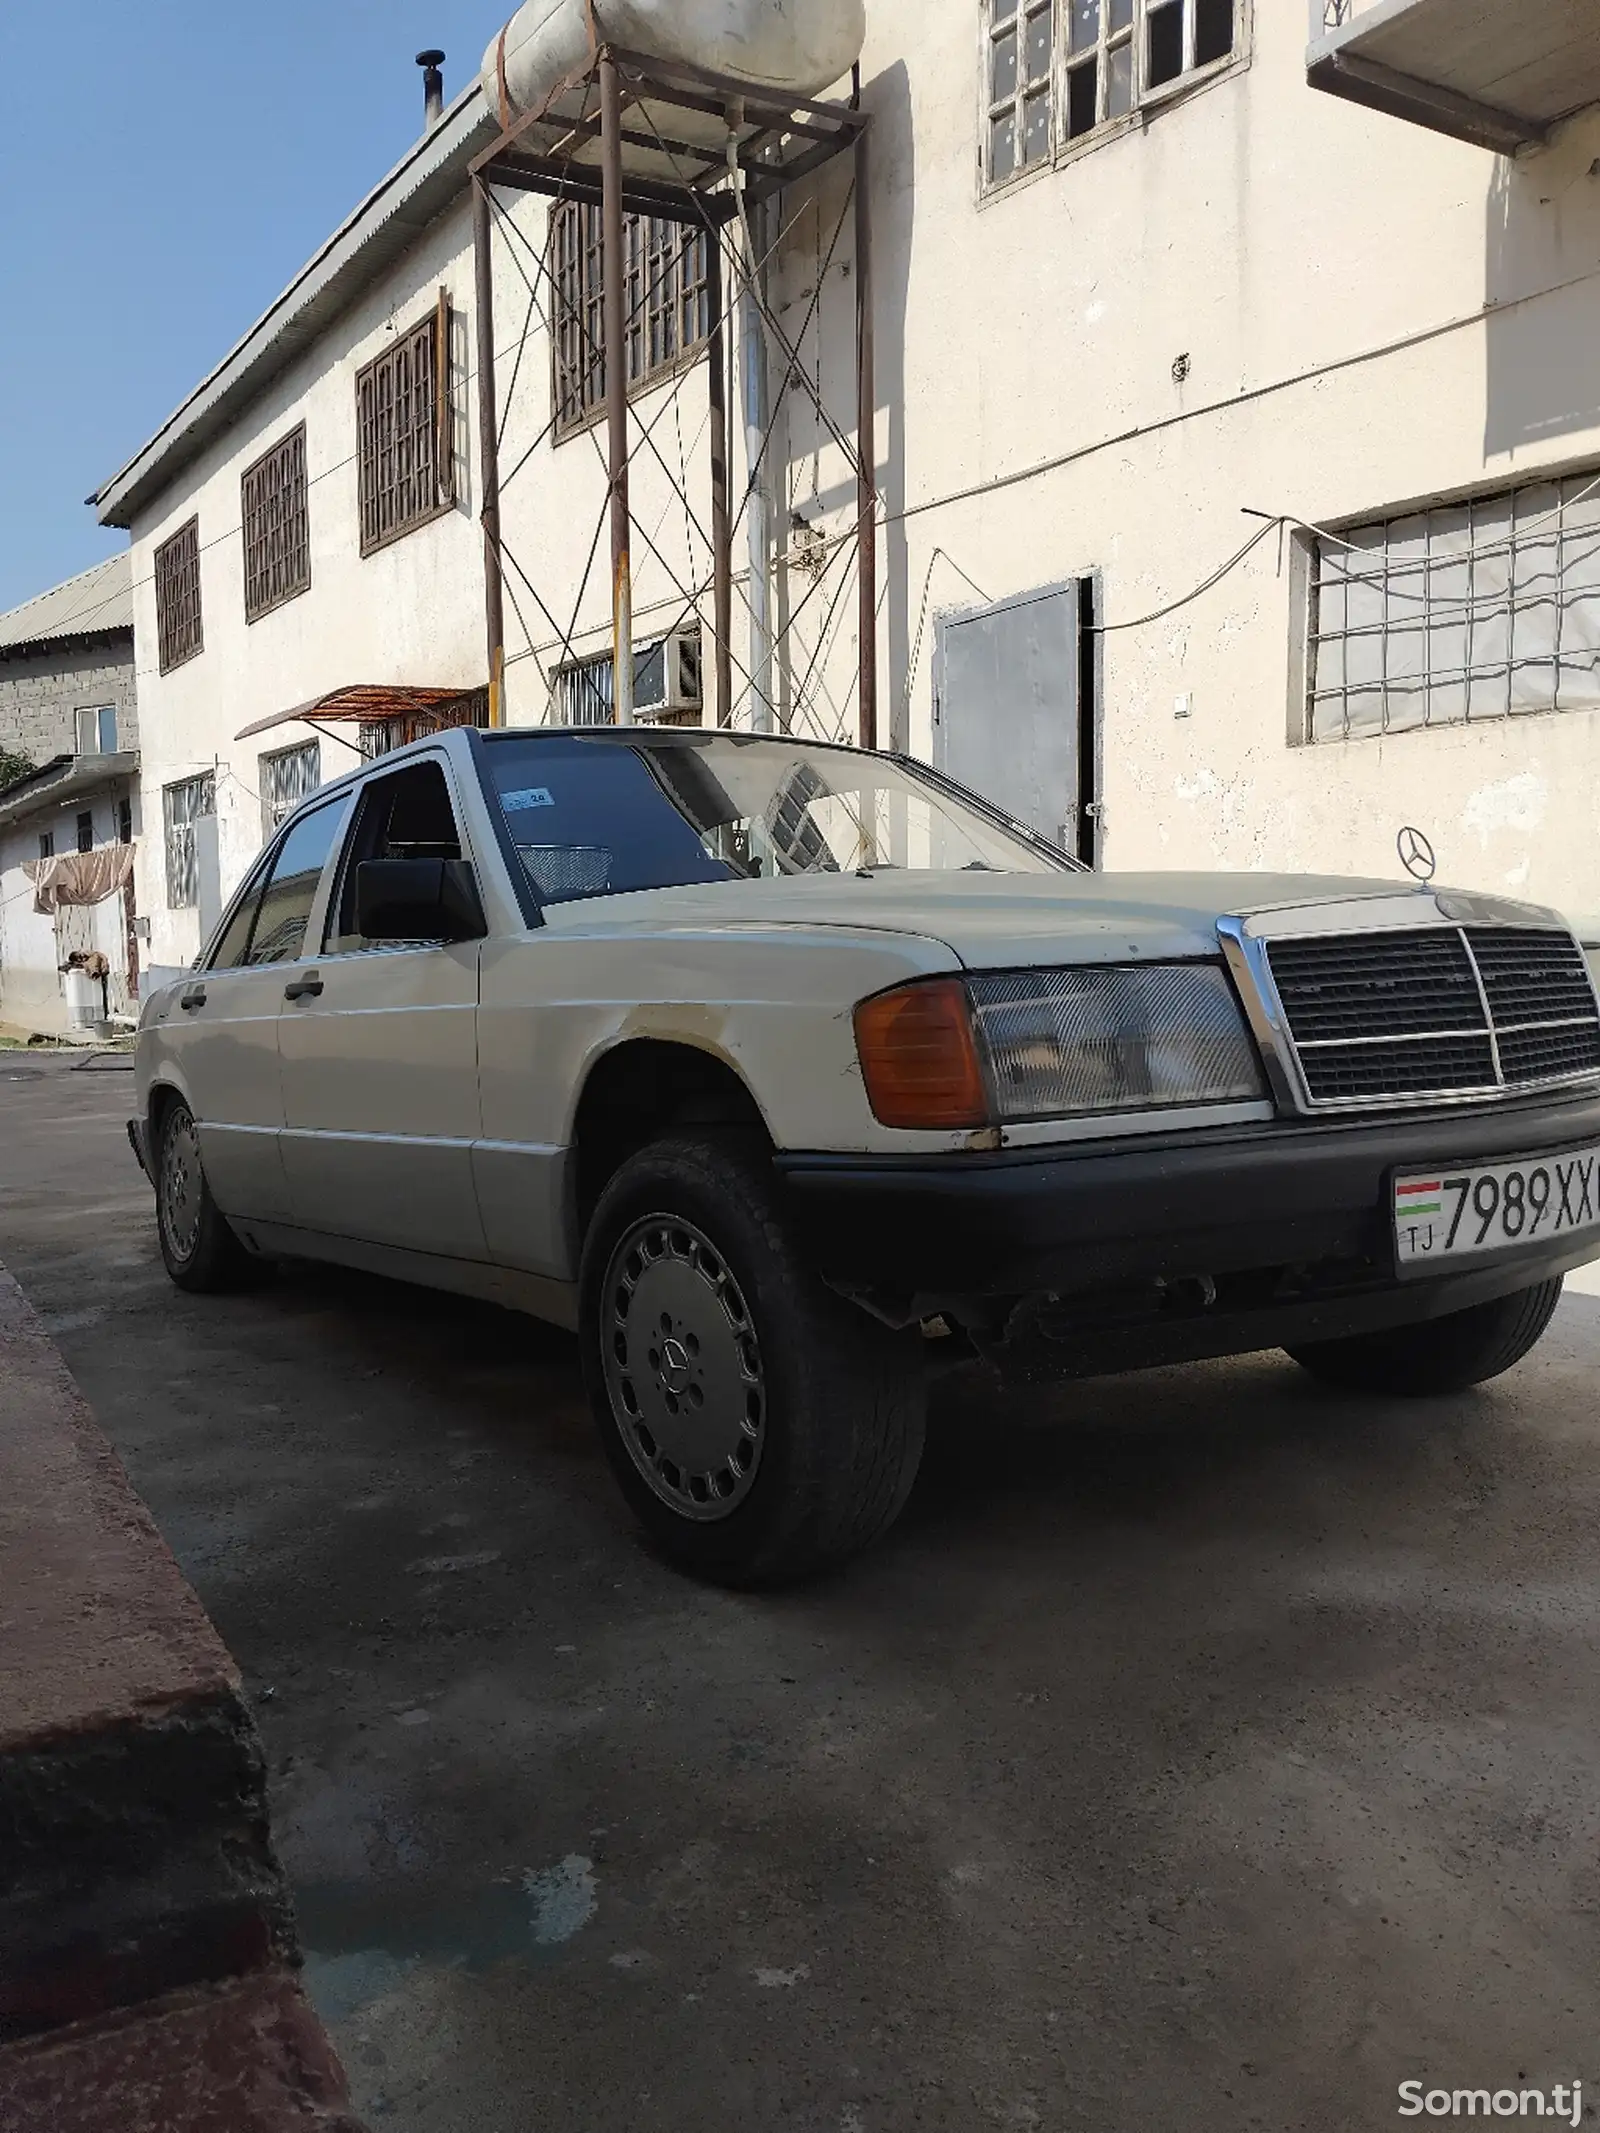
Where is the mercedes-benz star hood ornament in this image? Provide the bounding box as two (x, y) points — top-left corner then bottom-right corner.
(1397, 825), (1437, 884)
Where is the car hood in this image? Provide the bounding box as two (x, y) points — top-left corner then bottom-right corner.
(550, 868), (1460, 969)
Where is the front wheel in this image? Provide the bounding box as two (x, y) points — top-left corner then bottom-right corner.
(1286, 1278), (1563, 1396)
(155, 1098), (255, 1293)
(580, 1134), (927, 1587)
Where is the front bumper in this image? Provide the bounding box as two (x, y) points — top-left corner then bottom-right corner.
(127, 1116), (150, 1181)
(778, 1090), (1600, 1362)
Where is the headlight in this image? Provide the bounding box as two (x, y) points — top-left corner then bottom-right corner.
(1587, 945), (1600, 999)
(855, 965), (1264, 1128)
(969, 964), (1265, 1120)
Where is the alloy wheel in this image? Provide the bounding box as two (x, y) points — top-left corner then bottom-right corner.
(601, 1214), (766, 1522)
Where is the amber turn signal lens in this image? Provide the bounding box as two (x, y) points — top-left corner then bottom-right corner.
(854, 978), (990, 1130)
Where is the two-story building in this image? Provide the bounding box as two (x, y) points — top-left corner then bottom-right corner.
(0, 555), (141, 1031)
(91, 0), (1600, 978)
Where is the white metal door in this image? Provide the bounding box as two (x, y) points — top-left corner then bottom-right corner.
(934, 583), (1080, 852)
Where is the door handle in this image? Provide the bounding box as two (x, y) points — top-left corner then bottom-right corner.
(179, 985), (207, 1012)
(283, 974), (324, 1002)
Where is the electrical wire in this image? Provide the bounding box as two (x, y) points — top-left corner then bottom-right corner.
(1091, 516), (1284, 634)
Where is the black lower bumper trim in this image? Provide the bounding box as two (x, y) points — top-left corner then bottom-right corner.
(777, 1090), (1600, 1302)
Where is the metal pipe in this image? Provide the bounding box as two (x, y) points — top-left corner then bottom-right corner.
(600, 49), (634, 726)
(740, 189), (774, 731)
(472, 176), (506, 727)
(855, 121), (877, 751)
(706, 234), (733, 729)
(417, 49), (446, 134)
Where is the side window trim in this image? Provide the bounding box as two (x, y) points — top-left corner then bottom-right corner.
(204, 847), (278, 972)
(241, 794), (353, 970)
(464, 727), (544, 931)
(295, 794), (356, 963)
(320, 751), (472, 957)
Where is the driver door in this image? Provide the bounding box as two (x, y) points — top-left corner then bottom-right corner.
(276, 754), (488, 1261)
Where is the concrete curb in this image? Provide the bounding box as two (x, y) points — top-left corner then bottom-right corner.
(0, 1264), (365, 2129)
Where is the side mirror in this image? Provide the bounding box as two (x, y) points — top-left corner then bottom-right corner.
(354, 858), (488, 944)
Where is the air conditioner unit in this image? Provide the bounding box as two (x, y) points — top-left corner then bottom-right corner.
(554, 626), (705, 727)
(637, 626), (703, 724)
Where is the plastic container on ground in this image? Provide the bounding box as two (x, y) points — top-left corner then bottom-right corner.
(62, 968), (98, 1031)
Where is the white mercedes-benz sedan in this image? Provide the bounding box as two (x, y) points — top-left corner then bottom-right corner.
(131, 726), (1600, 1584)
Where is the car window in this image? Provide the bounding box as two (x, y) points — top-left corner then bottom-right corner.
(207, 856), (273, 972)
(242, 800), (348, 967)
(478, 734), (1068, 906)
(325, 759), (465, 954)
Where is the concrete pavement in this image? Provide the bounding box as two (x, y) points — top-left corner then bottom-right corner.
(3, 1050), (1599, 2131)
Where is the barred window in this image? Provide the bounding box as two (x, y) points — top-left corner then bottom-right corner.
(552, 628), (702, 723)
(356, 295), (454, 556)
(553, 203), (711, 436)
(985, 0), (1238, 186)
(259, 738), (321, 839)
(154, 517), (203, 673)
(1308, 470), (1600, 741)
(163, 772), (216, 909)
(242, 424), (310, 621)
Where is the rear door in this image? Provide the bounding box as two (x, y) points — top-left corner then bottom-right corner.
(159, 799), (348, 1221)
(277, 754), (487, 1261)
(934, 583), (1082, 853)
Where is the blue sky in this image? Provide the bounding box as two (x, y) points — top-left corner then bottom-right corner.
(0, 1), (510, 614)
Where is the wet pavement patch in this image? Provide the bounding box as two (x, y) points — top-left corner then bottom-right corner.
(298, 1855), (598, 2021)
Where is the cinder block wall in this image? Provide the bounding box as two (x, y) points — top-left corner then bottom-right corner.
(0, 638), (139, 764)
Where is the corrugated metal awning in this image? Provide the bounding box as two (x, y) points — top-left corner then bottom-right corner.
(234, 684), (481, 743)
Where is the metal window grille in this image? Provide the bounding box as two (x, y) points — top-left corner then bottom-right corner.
(154, 517), (203, 673)
(38, 833), (53, 861)
(552, 631), (700, 723)
(163, 772), (215, 909)
(242, 424), (311, 621)
(1309, 469), (1600, 741)
(986, 0), (1236, 184)
(76, 811), (94, 854)
(357, 690), (487, 762)
(117, 797), (132, 845)
(552, 202), (711, 437)
(356, 296), (454, 556)
(259, 739), (321, 839)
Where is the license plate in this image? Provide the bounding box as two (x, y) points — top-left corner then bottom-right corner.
(1394, 1146), (1600, 1269)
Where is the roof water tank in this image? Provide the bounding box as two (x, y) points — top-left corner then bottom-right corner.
(482, 0), (866, 126)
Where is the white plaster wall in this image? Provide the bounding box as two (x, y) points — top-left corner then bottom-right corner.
(127, 204), (486, 970)
(0, 834), (65, 1031)
(123, 0), (1600, 958)
(0, 785), (138, 1032)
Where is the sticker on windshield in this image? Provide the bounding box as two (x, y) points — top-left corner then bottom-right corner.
(500, 787), (555, 811)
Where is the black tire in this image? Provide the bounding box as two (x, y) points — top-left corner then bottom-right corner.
(580, 1133), (927, 1587)
(1287, 1278), (1563, 1396)
(154, 1098), (256, 1293)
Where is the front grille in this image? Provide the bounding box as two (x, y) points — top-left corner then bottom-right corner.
(1263, 925), (1600, 1106)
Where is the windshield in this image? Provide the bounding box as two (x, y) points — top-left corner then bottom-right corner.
(481, 732), (1070, 906)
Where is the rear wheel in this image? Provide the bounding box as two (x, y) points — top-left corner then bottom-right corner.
(581, 1134), (926, 1587)
(1287, 1278), (1563, 1396)
(155, 1098), (255, 1293)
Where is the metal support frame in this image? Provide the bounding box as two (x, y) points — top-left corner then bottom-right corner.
(468, 44), (875, 744)
(472, 176), (506, 726)
(854, 125), (876, 750)
(706, 237), (733, 728)
(598, 51), (634, 725)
